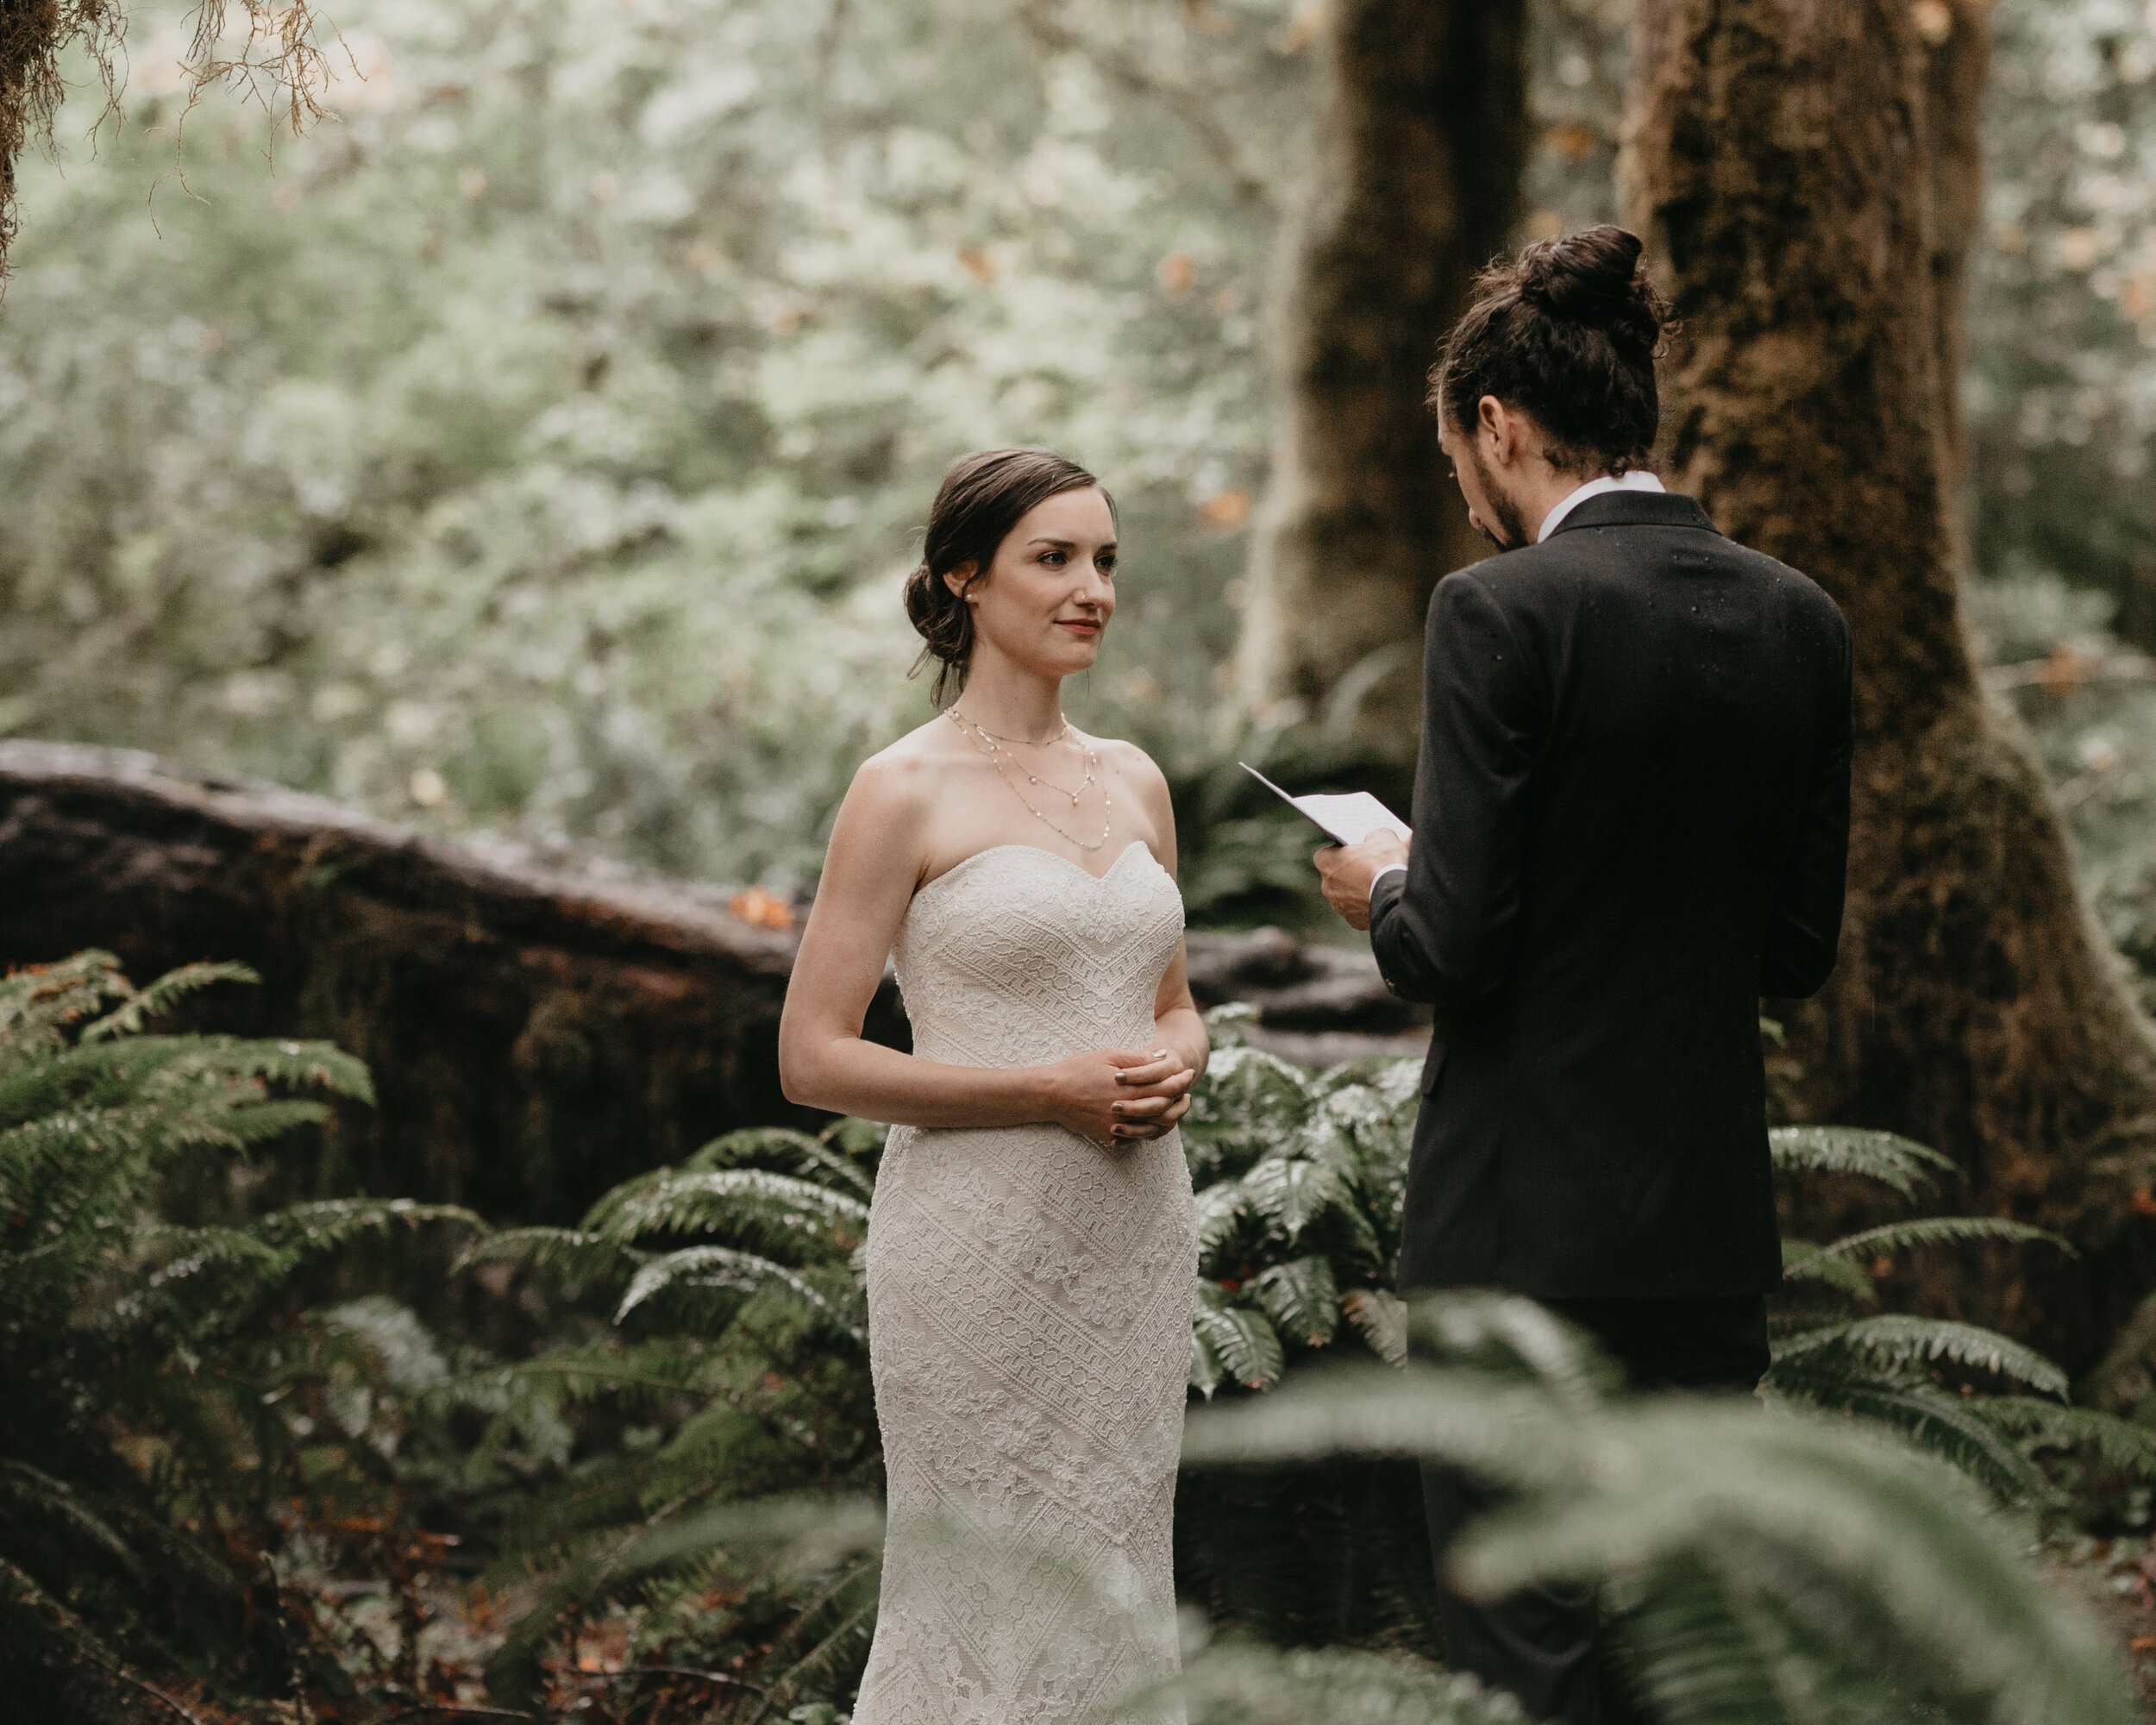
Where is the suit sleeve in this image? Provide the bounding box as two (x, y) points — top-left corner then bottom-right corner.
(1759, 609), (1852, 1000)
(1369, 571), (1544, 1009)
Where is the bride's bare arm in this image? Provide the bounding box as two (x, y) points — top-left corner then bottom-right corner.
(779, 756), (1184, 1138)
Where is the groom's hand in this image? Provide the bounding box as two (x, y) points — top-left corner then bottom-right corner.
(1314, 833), (1409, 932)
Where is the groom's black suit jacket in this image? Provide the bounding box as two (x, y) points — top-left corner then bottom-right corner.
(1371, 491), (1852, 1299)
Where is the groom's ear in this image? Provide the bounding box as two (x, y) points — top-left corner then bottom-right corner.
(1478, 394), (1516, 464)
(943, 561), (980, 602)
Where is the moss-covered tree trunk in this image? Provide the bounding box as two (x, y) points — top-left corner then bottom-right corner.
(1, 0), (65, 265)
(1238, 0), (1526, 760)
(1626, 0), (2156, 1364)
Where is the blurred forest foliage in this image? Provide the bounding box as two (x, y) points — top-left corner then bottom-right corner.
(2, 0), (2155, 925)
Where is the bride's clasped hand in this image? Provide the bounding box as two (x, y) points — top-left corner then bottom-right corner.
(777, 447), (1203, 1725)
(1039, 1041), (1195, 1145)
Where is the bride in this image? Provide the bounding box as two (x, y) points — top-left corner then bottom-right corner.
(778, 448), (1206, 1724)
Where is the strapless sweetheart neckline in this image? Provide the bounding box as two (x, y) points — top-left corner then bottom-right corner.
(915, 837), (1159, 901)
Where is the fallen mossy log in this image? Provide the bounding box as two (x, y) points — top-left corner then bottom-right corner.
(0, 741), (906, 1222)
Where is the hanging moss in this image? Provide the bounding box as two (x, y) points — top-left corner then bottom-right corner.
(0, 0), (329, 276)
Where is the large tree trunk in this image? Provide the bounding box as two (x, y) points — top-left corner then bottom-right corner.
(1626, 0), (2156, 1364)
(1238, 0), (1527, 760)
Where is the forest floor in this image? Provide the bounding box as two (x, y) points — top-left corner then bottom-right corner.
(2048, 1535), (2156, 1716)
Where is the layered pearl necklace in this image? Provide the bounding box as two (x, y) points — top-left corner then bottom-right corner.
(946, 706), (1113, 852)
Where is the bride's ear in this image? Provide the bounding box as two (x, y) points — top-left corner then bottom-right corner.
(943, 561), (981, 602)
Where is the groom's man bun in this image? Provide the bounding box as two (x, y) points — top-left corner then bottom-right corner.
(1430, 224), (1674, 475)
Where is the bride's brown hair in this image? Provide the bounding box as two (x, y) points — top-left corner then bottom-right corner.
(905, 448), (1113, 707)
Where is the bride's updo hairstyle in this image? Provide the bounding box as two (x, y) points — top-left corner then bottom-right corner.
(1430, 224), (1673, 474)
(904, 447), (1113, 707)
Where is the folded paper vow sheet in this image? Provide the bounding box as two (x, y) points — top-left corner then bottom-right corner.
(1239, 763), (1413, 847)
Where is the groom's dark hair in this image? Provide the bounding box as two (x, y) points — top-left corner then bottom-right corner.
(1430, 225), (1673, 475)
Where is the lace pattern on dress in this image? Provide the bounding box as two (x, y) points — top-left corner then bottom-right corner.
(853, 844), (1199, 1725)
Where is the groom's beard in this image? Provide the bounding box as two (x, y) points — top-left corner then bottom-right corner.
(1467, 447), (1532, 550)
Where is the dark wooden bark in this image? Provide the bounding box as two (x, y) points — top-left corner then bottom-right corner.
(0, 741), (906, 1222)
(1239, 0), (1527, 758)
(1626, 0), (2156, 1364)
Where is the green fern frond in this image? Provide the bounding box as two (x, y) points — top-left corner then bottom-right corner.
(1250, 1256), (1339, 1348)
(322, 1296), (453, 1393)
(1438, 1403), (2130, 1724)
(0, 952), (134, 1056)
(1778, 1236), (1877, 1302)
(250, 1197), (485, 1256)
(88, 1032), (375, 1105)
(1786, 1215), (2067, 1275)
(616, 1245), (865, 1343)
(1980, 1397), (2156, 1474)
(2083, 1290), (2156, 1412)
(1764, 1371), (2053, 1502)
(1614, 1550), (1808, 1725)
(1768, 1126), (1957, 1196)
(1182, 1360), (1579, 1484)
(1341, 1288), (1409, 1368)
(1155, 1641), (1525, 1725)
(1193, 1182), (1248, 1267)
(757, 1556), (881, 1713)
(460, 1226), (639, 1285)
(1240, 1155), (1351, 1245)
(0, 1462), (145, 1583)
(78, 962), (260, 1043)
(1770, 1317), (2069, 1397)
(1199, 1001), (1261, 1050)
(1181, 1044), (1316, 1182)
(686, 1125), (879, 1202)
(1406, 1290), (1617, 1413)
(587, 1168), (869, 1254)
(1193, 1284), (1286, 1391)
(1189, 1326), (1226, 1399)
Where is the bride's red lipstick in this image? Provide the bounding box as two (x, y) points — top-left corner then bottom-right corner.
(1057, 618), (1101, 636)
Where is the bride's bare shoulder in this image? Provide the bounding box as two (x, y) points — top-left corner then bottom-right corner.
(1087, 732), (1168, 791)
(1081, 732), (1174, 825)
(843, 716), (969, 819)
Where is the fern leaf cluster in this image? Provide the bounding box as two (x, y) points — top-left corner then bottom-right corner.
(1181, 1013), (1420, 1396)
(0, 951), (489, 1720)
(452, 1121), (886, 1709)
(1183, 1298), (2140, 1725)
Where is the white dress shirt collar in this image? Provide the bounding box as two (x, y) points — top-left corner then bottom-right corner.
(1536, 469), (1666, 543)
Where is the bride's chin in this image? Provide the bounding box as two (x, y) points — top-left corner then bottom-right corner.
(1025, 643), (1102, 676)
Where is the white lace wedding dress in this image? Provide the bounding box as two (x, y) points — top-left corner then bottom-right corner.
(853, 840), (1199, 1725)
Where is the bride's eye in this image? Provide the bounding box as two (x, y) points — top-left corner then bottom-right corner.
(1097, 555), (1117, 577)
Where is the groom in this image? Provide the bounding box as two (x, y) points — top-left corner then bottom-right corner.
(1313, 226), (1852, 1723)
